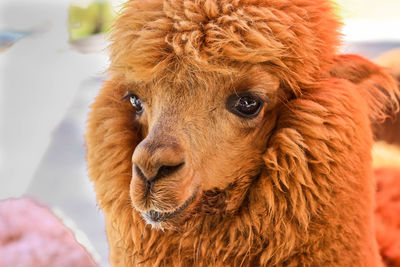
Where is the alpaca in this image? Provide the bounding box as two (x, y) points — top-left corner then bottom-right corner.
(86, 0), (400, 266)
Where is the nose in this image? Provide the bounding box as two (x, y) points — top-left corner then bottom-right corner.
(132, 136), (185, 186)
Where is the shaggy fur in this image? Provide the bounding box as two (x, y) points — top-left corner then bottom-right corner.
(375, 49), (400, 146)
(86, 0), (400, 266)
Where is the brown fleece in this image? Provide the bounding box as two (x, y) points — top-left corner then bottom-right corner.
(86, 0), (400, 266)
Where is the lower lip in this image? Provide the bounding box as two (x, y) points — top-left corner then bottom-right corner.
(141, 189), (198, 223)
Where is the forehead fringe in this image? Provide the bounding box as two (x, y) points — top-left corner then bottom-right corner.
(109, 0), (341, 92)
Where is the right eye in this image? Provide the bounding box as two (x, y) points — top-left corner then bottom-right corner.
(122, 93), (144, 115)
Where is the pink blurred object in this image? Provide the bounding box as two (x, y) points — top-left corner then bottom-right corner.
(0, 198), (97, 267)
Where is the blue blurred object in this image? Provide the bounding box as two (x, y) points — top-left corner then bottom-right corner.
(0, 30), (30, 48)
(344, 41), (400, 59)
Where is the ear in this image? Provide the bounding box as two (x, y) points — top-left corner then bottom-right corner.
(85, 77), (141, 211)
(374, 49), (400, 145)
(329, 54), (399, 123)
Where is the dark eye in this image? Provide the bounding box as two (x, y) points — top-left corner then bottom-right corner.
(121, 93), (144, 115)
(226, 93), (263, 118)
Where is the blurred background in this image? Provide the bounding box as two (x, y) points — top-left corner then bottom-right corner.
(0, 0), (399, 266)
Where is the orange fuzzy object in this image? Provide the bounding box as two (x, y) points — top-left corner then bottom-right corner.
(375, 168), (400, 267)
(86, 0), (400, 266)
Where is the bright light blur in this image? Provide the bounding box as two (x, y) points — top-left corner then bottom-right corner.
(336, 0), (400, 20)
(335, 0), (400, 42)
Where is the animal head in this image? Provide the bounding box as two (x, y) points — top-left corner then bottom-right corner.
(124, 66), (283, 228)
(86, 0), (399, 232)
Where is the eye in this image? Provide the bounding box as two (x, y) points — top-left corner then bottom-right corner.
(121, 93), (144, 115)
(226, 93), (263, 118)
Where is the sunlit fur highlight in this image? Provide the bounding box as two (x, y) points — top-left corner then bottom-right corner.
(86, 0), (400, 266)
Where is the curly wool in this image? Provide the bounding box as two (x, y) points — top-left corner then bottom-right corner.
(86, 0), (400, 266)
(109, 0), (340, 92)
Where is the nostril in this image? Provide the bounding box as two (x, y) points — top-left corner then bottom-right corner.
(135, 166), (156, 191)
(135, 166), (146, 182)
(156, 162), (185, 180)
(134, 162), (184, 184)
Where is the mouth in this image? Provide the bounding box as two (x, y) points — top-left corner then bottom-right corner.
(141, 189), (198, 225)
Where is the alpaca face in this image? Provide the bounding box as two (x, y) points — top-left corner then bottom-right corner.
(99, 0), (341, 230)
(126, 66), (281, 228)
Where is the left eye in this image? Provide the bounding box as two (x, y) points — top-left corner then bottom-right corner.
(121, 93), (144, 115)
(130, 94), (144, 114)
(226, 93), (263, 118)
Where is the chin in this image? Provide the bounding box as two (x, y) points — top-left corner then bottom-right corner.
(134, 187), (200, 230)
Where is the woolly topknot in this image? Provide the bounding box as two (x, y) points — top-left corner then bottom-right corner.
(109, 0), (341, 91)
